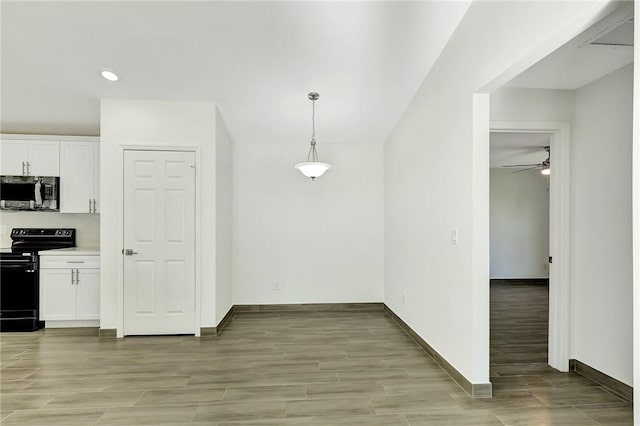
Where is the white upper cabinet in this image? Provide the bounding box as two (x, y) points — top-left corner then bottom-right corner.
(28, 140), (60, 176)
(0, 140), (28, 175)
(0, 139), (60, 176)
(60, 141), (100, 213)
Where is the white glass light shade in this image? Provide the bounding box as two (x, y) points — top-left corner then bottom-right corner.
(541, 167), (550, 175)
(295, 162), (331, 179)
(100, 70), (119, 81)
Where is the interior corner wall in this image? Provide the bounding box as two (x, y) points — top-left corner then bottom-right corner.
(215, 108), (233, 324)
(572, 64), (633, 386)
(490, 168), (549, 279)
(384, 0), (612, 385)
(100, 99), (217, 332)
(232, 142), (383, 305)
(489, 65), (634, 386)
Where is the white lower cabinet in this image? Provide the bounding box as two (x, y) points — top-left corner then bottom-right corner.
(40, 256), (100, 327)
(40, 269), (77, 321)
(75, 269), (100, 320)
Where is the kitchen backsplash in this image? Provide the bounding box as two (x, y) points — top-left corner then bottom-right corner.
(0, 211), (99, 247)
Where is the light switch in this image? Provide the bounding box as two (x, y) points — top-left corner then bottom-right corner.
(451, 228), (458, 244)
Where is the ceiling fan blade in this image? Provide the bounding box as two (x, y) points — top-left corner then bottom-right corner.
(502, 163), (541, 168)
(510, 166), (541, 174)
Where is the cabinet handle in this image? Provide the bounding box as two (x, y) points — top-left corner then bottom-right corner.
(27, 161), (30, 175)
(89, 199), (92, 213)
(22, 161), (25, 175)
(71, 269), (75, 285)
(67, 261), (84, 264)
(93, 199), (97, 213)
(75, 269), (80, 284)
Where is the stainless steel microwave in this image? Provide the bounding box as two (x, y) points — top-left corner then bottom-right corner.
(0, 176), (59, 211)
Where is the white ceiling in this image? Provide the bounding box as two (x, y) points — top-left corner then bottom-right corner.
(490, 133), (551, 169)
(0, 1), (470, 144)
(505, 3), (633, 90)
(492, 3), (633, 167)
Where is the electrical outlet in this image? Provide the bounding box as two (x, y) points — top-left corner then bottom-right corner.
(451, 228), (458, 245)
(273, 281), (280, 291)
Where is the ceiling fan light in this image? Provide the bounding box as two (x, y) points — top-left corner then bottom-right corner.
(295, 162), (331, 180)
(100, 69), (119, 81)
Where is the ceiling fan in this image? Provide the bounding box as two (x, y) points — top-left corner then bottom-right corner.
(502, 146), (550, 175)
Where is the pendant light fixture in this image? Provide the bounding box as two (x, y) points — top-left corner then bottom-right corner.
(295, 92), (331, 181)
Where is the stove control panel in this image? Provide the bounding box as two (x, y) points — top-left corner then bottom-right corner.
(11, 228), (75, 238)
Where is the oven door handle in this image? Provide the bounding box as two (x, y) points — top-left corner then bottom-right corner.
(0, 264), (36, 270)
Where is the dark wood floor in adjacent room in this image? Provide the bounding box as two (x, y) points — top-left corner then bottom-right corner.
(0, 284), (632, 425)
(490, 280), (632, 425)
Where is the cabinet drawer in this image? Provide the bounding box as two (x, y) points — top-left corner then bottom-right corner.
(40, 256), (100, 269)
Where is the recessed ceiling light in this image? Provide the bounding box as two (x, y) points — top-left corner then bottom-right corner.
(100, 69), (118, 81)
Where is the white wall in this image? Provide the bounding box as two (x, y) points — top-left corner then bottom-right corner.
(572, 64), (633, 386)
(233, 142), (383, 304)
(0, 212), (99, 248)
(215, 108), (233, 323)
(490, 168), (549, 279)
(100, 99), (218, 332)
(491, 88), (575, 123)
(384, 0), (612, 385)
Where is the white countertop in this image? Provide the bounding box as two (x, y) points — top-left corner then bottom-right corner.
(39, 247), (100, 256)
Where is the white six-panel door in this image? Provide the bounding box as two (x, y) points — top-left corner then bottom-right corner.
(123, 150), (196, 335)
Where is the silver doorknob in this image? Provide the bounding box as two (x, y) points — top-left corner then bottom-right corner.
(124, 249), (139, 256)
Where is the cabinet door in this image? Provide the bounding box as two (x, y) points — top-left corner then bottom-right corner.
(0, 140), (28, 175)
(75, 268), (100, 320)
(92, 144), (100, 213)
(60, 142), (94, 213)
(27, 140), (60, 176)
(40, 269), (75, 320)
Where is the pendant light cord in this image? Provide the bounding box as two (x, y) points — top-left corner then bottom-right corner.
(307, 98), (319, 162)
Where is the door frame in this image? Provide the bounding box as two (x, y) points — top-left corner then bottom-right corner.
(117, 145), (201, 337)
(490, 121), (571, 372)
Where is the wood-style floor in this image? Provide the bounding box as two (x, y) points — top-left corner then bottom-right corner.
(0, 284), (632, 425)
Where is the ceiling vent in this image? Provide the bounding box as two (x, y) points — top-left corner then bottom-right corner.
(580, 11), (634, 48)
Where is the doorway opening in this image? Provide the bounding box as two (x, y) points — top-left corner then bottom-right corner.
(489, 131), (552, 378)
(489, 122), (571, 374)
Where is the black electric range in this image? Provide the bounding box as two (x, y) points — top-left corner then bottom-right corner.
(0, 228), (76, 332)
